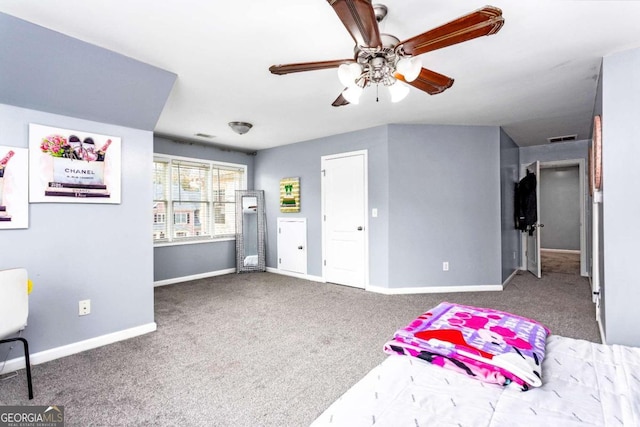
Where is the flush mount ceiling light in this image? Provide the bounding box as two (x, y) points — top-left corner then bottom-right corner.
(269, 2), (504, 107)
(228, 121), (253, 135)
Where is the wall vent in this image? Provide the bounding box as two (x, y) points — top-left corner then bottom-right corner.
(194, 133), (215, 138)
(547, 134), (577, 143)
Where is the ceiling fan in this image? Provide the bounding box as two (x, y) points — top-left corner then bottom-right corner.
(269, 1), (504, 106)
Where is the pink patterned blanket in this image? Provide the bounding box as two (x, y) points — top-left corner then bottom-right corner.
(383, 302), (550, 390)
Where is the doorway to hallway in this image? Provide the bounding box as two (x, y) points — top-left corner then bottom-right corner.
(520, 158), (587, 278)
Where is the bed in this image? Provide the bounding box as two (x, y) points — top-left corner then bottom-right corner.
(311, 303), (640, 427)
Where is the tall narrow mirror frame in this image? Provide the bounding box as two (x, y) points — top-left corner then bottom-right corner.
(235, 190), (266, 273)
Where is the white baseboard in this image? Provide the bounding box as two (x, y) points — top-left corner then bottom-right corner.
(263, 269), (503, 294)
(367, 284), (503, 295)
(502, 270), (519, 288)
(266, 267), (325, 283)
(1, 322), (157, 375)
(540, 248), (580, 254)
(154, 268), (236, 287)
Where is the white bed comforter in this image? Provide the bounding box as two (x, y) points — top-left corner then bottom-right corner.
(311, 335), (640, 426)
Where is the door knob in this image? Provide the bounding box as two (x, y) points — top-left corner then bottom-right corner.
(357, 226), (363, 231)
(297, 246), (303, 250)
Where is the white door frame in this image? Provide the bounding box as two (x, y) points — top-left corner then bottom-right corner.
(591, 196), (600, 303)
(519, 158), (587, 276)
(321, 149), (369, 289)
(525, 161), (542, 278)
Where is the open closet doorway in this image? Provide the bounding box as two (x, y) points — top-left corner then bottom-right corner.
(520, 159), (587, 277)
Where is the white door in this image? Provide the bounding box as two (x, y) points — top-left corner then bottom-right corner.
(277, 217), (307, 274)
(526, 161), (542, 278)
(322, 151), (368, 288)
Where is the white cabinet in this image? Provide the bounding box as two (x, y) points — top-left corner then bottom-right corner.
(277, 217), (307, 274)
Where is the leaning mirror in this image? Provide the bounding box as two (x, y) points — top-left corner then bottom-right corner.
(235, 190), (266, 272)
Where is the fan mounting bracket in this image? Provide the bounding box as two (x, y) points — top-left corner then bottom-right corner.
(373, 4), (388, 23)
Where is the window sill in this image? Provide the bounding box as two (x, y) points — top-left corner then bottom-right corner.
(154, 236), (235, 248)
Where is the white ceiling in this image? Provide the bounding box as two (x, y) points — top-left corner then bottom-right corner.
(2, 0), (640, 151)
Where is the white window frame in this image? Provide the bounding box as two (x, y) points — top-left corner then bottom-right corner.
(153, 153), (247, 247)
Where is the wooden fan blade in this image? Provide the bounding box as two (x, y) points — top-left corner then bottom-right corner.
(332, 91), (350, 107)
(328, 0), (382, 48)
(398, 6), (504, 56)
(269, 59), (355, 75)
(395, 68), (454, 95)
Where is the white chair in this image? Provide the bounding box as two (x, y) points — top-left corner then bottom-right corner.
(0, 268), (33, 399)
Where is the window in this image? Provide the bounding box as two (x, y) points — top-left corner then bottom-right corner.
(174, 212), (190, 224)
(153, 154), (246, 244)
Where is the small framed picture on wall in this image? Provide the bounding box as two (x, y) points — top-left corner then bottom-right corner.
(280, 177), (300, 213)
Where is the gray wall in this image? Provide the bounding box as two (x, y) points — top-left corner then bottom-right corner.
(255, 124), (504, 289)
(500, 129), (521, 282)
(540, 167), (580, 250)
(153, 136), (255, 282)
(601, 46), (640, 346)
(520, 139), (590, 165)
(0, 14), (175, 358)
(594, 62), (606, 333)
(0, 104), (155, 353)
(254, 126), (390, 285)
(0, 13), (175, 132)
(387, 125), (502, 287)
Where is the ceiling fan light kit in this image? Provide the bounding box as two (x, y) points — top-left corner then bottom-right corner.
(269, 0), (504, 107)
(388, 81), (410, 103)
(338, 63), (363, 87)
(335, 34), (420, 104)
(396, 57), (422, 82)
(228, 121), (253, 135)
(342, 85), (364, 104)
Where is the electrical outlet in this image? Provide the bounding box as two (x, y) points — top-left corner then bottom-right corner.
(443, 261), (449, 271)
(79, 299), (91, 316)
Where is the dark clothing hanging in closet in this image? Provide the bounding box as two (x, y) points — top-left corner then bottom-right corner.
(515, 171), (537, 235)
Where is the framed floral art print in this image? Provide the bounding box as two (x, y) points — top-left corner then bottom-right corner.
(28, 123), (121, 204)
(0, 146), (29, 229)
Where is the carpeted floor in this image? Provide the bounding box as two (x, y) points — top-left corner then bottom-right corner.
(0, 269), (599, 426)
(541, 249), (581, 275)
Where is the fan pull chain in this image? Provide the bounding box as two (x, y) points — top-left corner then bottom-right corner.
(376, 84), (379, 102)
